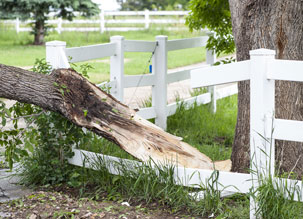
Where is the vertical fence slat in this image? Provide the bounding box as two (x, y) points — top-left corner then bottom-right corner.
(46, 41), (70, 69)
(110, 36), (125, 101)
(15, 18), (20, 33)
(100, 10), (105, 33)
(249, 49), (276, 218)
(152, 36), (168, 130)
(144, 9), (150, 29)
(206, 49), (217, 113)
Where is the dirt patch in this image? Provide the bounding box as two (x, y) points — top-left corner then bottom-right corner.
(0, 189), (205, 219)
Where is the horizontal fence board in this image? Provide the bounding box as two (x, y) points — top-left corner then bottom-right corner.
(276, 178), (303, 202)
(106, 19), (145, 24)
(69, 149), (251, 193)
(124, 40), (157, 52)
(191, 60), (250, 88)
(216, 84), (238, 99)
(124, 74), (155, 87)
(61, 27), (100, 32)
(150, 19), (185, 24)
(167, 69), (191, 84)
(167, 93), (211, 116)
(266, 118), (303, 142)
(136, 107), (157, 119)
(167, 37), (208, 51)
(62, 20), (99, 24)
(66, 43), (116, 63)
(105, 11), (146, 16)
(268, 60), (303, 82)
(105, 27), (145, 31)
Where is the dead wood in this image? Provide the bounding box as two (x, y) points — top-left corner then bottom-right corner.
(0, 64), (230, 171)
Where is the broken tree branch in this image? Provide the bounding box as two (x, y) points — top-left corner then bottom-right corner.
(0, 64), (230, 171)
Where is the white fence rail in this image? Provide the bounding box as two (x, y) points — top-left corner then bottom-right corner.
(5, 10), (190, 33)
(46, 35), (237, 130)
(47, 35), (303, 218)
(191, 48), (303, 218)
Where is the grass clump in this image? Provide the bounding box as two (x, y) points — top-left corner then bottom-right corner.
(253, 174), (303, 219)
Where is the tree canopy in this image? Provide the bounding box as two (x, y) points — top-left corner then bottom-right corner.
(185, 0), (234, 55)
(0, 0), (100, 45)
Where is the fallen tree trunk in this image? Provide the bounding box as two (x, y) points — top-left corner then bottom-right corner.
(0, 64), (230, 171)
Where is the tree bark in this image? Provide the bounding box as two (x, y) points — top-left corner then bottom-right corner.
(0, 64), (231, 171)
(229, 0), (303, 174)
(34, 20), (44, 45)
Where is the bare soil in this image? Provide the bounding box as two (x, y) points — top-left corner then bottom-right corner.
(0, 188), (206, 219)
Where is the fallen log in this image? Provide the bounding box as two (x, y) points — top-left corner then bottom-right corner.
(0, 64), (231, 171)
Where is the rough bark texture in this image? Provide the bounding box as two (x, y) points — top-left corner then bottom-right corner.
(229, 0), (303, 174)
(0, 64), (231, 171)
(34, 20), (44, 45)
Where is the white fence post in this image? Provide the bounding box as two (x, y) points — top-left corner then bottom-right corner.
(206, 49), (217, 113)
(152, 35), (168, 130)
(57, 17), (62, 34)
(144, 9), (150, 29)
(249, 48), (275, 218)
(100, 10), (105, 33)
(15, 18), (20, 33)
(46, 41), (70, 69)
(110, 36), (125, 102)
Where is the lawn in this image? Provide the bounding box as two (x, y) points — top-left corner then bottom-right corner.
(0, 28), (208, 84)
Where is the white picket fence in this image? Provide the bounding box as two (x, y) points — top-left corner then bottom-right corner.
(6, 10), (189, 33)
(47, 34), (303, 218)
(46, 35), (237, 130)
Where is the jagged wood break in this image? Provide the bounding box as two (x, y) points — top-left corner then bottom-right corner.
(0, 64), (230, 171)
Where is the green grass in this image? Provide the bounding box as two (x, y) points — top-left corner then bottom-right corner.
(0, 29), (207, 84)
(167, 95), (237, 161)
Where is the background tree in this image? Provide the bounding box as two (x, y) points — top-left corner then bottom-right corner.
(0, 0), (100, 45)
(187, 0), (303, 176)
(186, 0), (234, 56)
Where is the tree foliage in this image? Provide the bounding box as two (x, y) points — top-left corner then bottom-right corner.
(0, 0), (99, 45)
(185, 0), (234, 55)
(117, 0), (190, 11)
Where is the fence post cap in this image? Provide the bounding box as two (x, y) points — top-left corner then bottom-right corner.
(249, 48), (275, 56)
(45, 41), (66, 47)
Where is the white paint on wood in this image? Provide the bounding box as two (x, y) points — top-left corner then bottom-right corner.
(66, 43), (116, 63)
(191, 60), (250, 88)
(267, 59), (303, 82)
(216, 84), (238, 99)
(46, 41), (70, 69)
(266, 118), (303, 142)
(152, 36), (168, 130)
(69, 149), (251, 193)
(110, 36), (125, 101)
(136, 107), (157, 119)
(249, 49), (276, 219)
(167, 37), (208, 51)
(206, 49), (217, 113)
(167, 70), (191, 84)
(124, 74), (155, 88)
(124, 40), (157, 52)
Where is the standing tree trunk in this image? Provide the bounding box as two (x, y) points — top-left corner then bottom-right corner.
(229, 0), (303, 175)
(0, 64), (231, 171)
(34, 19), (45, 45)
